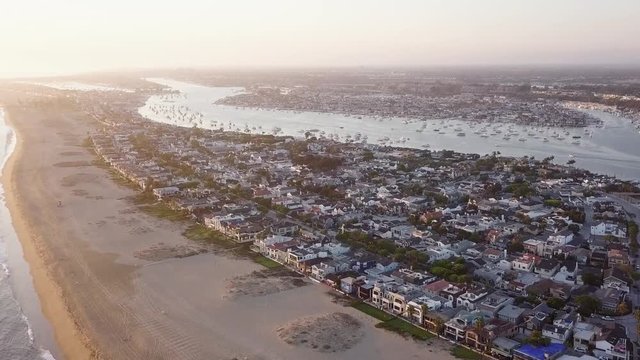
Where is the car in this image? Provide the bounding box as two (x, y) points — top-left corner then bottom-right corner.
(601, 316), (614, 321)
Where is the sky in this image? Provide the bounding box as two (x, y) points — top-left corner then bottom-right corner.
(1, 0), (639, 78)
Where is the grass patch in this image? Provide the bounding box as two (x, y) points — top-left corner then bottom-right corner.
(351, 302), (394, 321)
(450, 346), (482, 360)
(182, 224), (236, 249)
(375, 318), (433, 341)
(250, 254), (282, 269)
(90, 157), (140, 190)
(131, 191), (156, 205)
(140, 203), (189, 222)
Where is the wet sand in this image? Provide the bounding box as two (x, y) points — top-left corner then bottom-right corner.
(3, 105), (457, 359)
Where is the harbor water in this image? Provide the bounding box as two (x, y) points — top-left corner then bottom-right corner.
(139, 78), (640, 181)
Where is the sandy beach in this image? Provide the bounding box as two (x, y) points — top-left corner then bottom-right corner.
(2, 103), (457, 359)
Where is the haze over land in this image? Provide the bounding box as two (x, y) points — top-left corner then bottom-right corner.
(2, 0), (640, 77)
(2, 2), (640, 360)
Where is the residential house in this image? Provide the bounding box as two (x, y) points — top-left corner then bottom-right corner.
(465, 319), (517, 353)
(491, 337), (521, 360)
(513, 343), (566, 360)
(440, 284), (467, 308)
(542, 312), (577, 344)
(607, 250), (630, 267)
(477, 292), (514, 317)
(594, 288), (625, 313)
(593, 324), (630, 360)
(535, 259), (560, 279)
(497, 304), (526, 324)
(573, 322), (601, 353)
(311, 259), (349, 281)
(552, 259), (578, 285)
(270, 221), (299, 236)
(444, 310), (486, 341)
(591, 222), (627, 239)
(457, 287), (490, 311)
(603, 268), (632, 293)
(523, 239), (545, 256)
(512, 253), (538, 272)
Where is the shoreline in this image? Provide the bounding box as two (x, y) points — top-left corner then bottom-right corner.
(1, 109), (95, 359)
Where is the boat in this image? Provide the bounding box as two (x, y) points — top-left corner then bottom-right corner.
(457, 132), (466, 137)
(572, 135), (581, 139)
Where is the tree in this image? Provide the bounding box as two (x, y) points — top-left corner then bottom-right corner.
(616, 302), (630, 315)
(484, 182), (503, 198)
(635, 310), (640, 340)
(544, 199), (562, 207)
(575, 295), (601, 317)
(433, 317), (445, 335)
(547, 297), (565, 310)
(581, 272), (602, 287)
(526, 330), (550, 346)
(420, 304), (429, 325)
(507, 239), (525, 253)
(475, 317), (485, 332)
(568, 224), (580, 234)
(406, 304), (416, 322)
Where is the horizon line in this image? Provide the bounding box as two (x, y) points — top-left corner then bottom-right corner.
(4, 63), (640, 81)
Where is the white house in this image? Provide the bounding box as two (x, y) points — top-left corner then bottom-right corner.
(590, 222), (627, 239)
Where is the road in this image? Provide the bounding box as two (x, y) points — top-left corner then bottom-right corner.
(605, 194), (640, 353)
(607, 193), (640, 257)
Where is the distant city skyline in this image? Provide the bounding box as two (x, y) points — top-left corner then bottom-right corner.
(1, 0), (639, 78)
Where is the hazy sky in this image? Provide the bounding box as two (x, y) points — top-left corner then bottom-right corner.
(1, 0), (639, 77)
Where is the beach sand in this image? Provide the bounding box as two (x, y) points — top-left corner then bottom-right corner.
(3, 104), (458, 359)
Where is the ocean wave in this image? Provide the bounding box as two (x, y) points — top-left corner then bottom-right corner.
(1, 263), (9, 277)
(21, 313), (35, 343)
(40, 350), (56, 360)
(0, 108), (56, 360)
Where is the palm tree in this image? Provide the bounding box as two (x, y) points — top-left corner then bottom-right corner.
(433, 317), (445, 335)
(406, 304), (416, 322)
(634, 310), (640, 342)
(420, 304), (429, 326)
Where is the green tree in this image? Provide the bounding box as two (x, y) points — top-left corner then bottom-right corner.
(547, 297), (565, 310)
(406, 304), (416, 322)
(526, 330), (550, 346)
(581, 272), (602, 287)
(575, 295), (601, 317)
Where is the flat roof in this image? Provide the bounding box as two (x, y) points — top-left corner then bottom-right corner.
(514, 343), (565, 360)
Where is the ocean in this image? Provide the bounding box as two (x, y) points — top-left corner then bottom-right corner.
(0, 109), (56, 360)
(139, 78), (640, 181)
